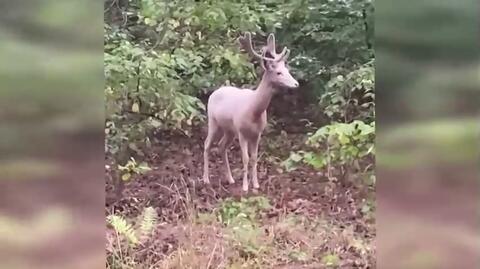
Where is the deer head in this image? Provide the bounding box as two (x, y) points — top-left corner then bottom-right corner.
(238, 32), (299, 89)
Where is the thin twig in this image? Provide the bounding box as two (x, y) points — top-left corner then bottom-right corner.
(136, 60), (142, 93)
(104, 0), (117, 14)
(215, 245), (225, 269)
(157, 183), (176, 194)
(173, 180), (190, 219)
(206, 240), (219, 269)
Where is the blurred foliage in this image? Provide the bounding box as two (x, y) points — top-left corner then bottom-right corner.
(0, 2), (105, 269)
(378, 118), (478, 168)
(0, 208), (72, 247)
(0, 0), (103, 159)
(375, 1), (479, 267)
(376, 0), (478, 122)
(375, 0), (478, 174)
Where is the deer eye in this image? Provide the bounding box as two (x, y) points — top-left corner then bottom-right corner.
(276, 72), (282, 75)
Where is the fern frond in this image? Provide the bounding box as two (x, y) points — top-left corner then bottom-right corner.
(139, 206), (157, 239)
(107, 214), (139, 246)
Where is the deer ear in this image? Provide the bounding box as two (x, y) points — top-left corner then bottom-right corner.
(267, 33), (276, 54)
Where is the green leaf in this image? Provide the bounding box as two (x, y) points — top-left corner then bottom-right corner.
(290, 152), (303, 162)
(303, 152), (326, 169)
(144, 17), (157, 26)
(321, 253), (340, 267)
(361, 204), (371, 214)
(149, 118), (162, 128)
(132, 102), (140, 113)
(137, 162), (152, 173)
(366, 144), (375, 155)
(338, 133), (350, 145)
(121, 173), (131, 181)
(107, 215), (139, 245)
(289, 250), (309, 262)
(283, 159), (298, 172)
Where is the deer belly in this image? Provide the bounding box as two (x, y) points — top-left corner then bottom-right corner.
(238, 119), (266, 138)
(215, 116), (236, 132)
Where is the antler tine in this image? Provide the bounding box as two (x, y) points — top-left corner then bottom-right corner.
(266, 33), (276, 55)
(278, 47), (290, 61)
(277, 47), (287, 58)
(238, 32), (276, 62)
(238, 32), (263, 59)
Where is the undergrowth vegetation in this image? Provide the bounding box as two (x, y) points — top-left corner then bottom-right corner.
(105, 0), (375, 268)
(107, 196), (374, 268)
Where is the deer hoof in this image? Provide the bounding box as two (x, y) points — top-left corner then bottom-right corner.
(227, 178), (235, 185)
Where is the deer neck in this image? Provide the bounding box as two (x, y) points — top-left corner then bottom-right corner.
(250, 73), (275, 119)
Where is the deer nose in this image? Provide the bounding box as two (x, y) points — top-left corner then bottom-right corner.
(293, 81), (299, 88)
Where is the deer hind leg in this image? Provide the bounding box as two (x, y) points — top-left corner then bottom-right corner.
(218, 132), (235, 185)
(203, 119), (222, 184)
(238, 133), (250, 192)
(249, 134), (261, 189)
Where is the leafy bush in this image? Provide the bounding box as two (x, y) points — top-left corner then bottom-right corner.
(117, 157), (152, 181)
(320, 61), (374, 122)
(105, 24), (208, 160)
(218, 196), (271, 257)
(104, 0), (290, 161)
(283, 60), (375, 180)
(218, 196), (271, 225)
(285, 121), (375, 175)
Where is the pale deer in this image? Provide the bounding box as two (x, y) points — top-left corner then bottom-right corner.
(202, 32), (299, 192)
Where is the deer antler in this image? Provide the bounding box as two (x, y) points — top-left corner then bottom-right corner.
(266, 33), (292, 61)
(238, 32), (290, 62)
(278, 47), (290, 61)
(266, 33), (276, 55)
(238, 32), (275, 61)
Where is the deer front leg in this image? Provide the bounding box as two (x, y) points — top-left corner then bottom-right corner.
(202, 135), (213, 184)
(249, 134), (261, 189)
(238, 134), (250, 192)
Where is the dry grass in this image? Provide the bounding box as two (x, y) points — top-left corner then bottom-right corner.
(106, 194), (374, 269)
